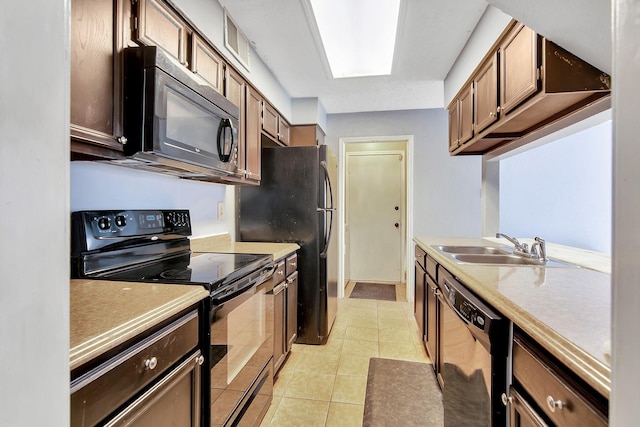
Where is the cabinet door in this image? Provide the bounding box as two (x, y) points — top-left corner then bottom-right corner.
(70, 0), (126, 154)
(459, 83), (474, 144)
(192, 35), (224, 94)
(225, 68), (246, 179)
(245, 87), (262, 182)
(104, 352), (202, 426)
(500, 23), (539, 115)
(508, 387), (550, 427)
(278, 116), (290, 146)
(262, 102), (279, 139)
(285, 271), (298, 351)
(475, 52), (499, 133)
(136, 0), (188, 65)
(273, 281), (286, 373)
(447, 100), (459, 152)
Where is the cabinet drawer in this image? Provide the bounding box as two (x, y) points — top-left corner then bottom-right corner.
(414, 246), (426, 270)
(426, 254), (437, 281)
(274, 261), (286, 284)
(286, 254), (297, 276)
(71, 310), (199, 426)
(513, 337), (607, 427)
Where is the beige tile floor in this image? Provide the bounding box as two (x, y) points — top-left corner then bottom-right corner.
(260, 282), (431, 427)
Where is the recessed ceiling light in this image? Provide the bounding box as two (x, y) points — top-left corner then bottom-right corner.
(309, 0), (401, 79)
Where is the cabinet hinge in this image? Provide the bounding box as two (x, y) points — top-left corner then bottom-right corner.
(536, 67), (542, 81)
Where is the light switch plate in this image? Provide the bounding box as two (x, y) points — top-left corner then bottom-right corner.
(217, 202), (224, 220)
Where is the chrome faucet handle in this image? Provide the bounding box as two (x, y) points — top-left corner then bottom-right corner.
(532, 237), (547, 260)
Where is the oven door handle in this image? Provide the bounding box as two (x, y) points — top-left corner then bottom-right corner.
(211, 266), (276, 304)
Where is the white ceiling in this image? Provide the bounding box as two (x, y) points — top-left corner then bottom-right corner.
(219, 0), (611, 115)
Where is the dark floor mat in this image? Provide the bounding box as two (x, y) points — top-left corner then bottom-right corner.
(363, 358), (443, 427)
(350, 282), (396, 301)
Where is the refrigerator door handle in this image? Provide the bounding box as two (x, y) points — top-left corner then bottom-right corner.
(320, 160), (334, 258)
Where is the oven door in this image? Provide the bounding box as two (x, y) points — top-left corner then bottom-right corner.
(208, 277), (273, 427)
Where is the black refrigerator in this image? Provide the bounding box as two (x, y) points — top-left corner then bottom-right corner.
(237, 145), (338, 345)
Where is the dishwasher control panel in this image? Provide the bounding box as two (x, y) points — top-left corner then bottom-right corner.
(442, 276), (497, 334)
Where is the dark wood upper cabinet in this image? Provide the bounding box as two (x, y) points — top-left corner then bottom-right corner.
(70, 0), (128, 158)
(262, 102), (279, 140)
(225, 67), (247, 180)
(474, 51), (499, 134)
(458, 83), (474, 145)
(245, 87), (262, 183)
(290, 124), (325, 147)
(278, 116), (290, 146)
(192, 35), (224, 94)
(448, 20), (610, 156)
(135, 0), (188, 65)
(447, 100), (459, 152)
(500, 23), (539, 115)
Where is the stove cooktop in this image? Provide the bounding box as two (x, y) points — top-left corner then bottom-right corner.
(101, 251), (272, 293)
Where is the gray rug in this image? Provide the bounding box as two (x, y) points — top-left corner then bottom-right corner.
(350, 283), (396, 301)
(363, 358), (443, 427)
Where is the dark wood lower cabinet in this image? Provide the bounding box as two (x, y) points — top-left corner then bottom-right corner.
(507, 331), (608, 427)
(273, 254), (298, 375)
(508, 387), (550, 427)
(104, 352), (202, 426)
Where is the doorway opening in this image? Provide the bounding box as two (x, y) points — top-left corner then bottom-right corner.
(338, 136), (414, 301)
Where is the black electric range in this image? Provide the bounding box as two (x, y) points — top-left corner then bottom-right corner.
(70, 209), (273, 296)
(70, 209), (277, 427)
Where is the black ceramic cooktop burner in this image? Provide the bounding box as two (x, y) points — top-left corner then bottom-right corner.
(102, 252), (271, 292)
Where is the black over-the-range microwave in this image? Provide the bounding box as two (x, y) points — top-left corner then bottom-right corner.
(113, 45), (239, 179)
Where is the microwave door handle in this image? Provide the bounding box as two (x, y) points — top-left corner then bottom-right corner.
(217, 118), (234, 162)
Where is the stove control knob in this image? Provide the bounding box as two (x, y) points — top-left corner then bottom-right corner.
(115, 215), (127, 228)
(97, 217), (111, 230)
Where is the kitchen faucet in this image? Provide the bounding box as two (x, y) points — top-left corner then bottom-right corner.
(496, 233), (547, 262)
(529, 237), (547, 261)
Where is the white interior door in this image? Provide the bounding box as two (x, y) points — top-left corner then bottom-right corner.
(347, 152), (405, 283)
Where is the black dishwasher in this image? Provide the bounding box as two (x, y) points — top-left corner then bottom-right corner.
(437, 266), (509, 427)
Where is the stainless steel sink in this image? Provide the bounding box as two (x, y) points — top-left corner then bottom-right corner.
(435, 245), (509, 255)
(451, 253), (578, 268)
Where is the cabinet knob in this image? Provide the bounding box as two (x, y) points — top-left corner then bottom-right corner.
(196, 355), (205, 365)
(117, 136), (128, 145)
(489, 112), (494, 117)
(546, 395), (565, 412)
(501, 393), (513, 406)
(144, 356), (158, 370)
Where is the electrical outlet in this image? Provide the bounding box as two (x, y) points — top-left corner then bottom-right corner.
(217, 202), (224, 220)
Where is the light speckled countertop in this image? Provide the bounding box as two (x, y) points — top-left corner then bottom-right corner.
(70, 280), (209, 371)
(190, 234), (299, 260)
(414, 236), (611, 399)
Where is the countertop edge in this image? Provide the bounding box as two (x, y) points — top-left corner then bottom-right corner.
(413, 236), (611, 399)
(70, 285), (208, 371)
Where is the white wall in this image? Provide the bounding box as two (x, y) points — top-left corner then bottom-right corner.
(326, 109), (483, 238)
(71, 162), (234, 238)
(0, 1), (70, 425)
(499, 120), (612, 253)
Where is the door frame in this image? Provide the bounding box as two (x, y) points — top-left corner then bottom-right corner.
(338, 135), (415, 301)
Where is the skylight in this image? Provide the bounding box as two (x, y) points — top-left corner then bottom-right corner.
(309, 0), (401, 79)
